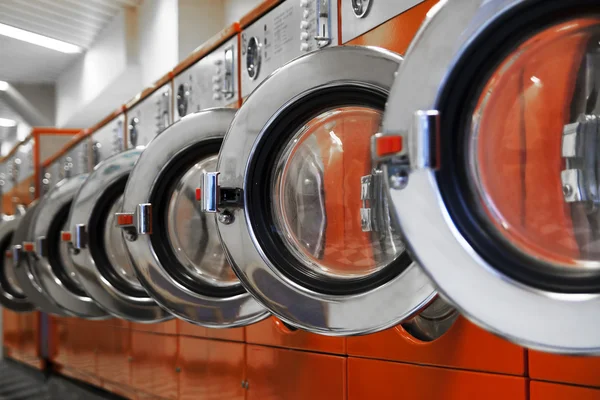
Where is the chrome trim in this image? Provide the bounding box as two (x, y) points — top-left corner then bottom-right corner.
(68, 149), (172, 322)
(217, 46), (436, 335)
(0, 213), (36, 313)
(122, 109), (268, 328)
(382, 0), (600, 353)
(29, 177), (108, 318)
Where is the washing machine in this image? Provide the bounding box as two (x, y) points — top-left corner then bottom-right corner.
(378, 0), (600, 354)
(173, 23), (241, 122)
(13, 134), (107, 319)
(62, 110), (172, 323)
(125, 77), (173, 149)
(197, 40), (450, 342)
(118, 25), (269, 330)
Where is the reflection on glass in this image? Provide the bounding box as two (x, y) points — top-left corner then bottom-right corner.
(272, 106), (405, 280)
(469, 18), (600, 270)
(4, 251), (24, 296)
(167, 155), (240, 287)
(104, 195), (144, 289)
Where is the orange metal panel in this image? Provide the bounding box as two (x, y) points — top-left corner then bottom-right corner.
(97, 325), (132, 386)
(3, 309), (21, 355)
(246, 317), (346, 355)
(19, 311), (40, 367)
(246, 345), (346, 400)
(64, 319), (98, 377)
(348, 358), (528, 400)
(345, 0), (438, 54)
(347, 316), (525, 375)
(49, 317), (69, 369)
(178, 337), (245, 400)
(530, 351), (600, 388)
(177, 320), (244, 342)
(131, 331), (179, 399)
(102, 381), (137, 400)
(131, 320), (178, 335)
(59, 367), (103, 388)
(531, 381), (600, 399)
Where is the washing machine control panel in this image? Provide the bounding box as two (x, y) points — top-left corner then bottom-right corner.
(127, 83), (172, 147)
(241, 0), (339, 98)
(8, 139), (34, 188)
(43, 138), (92, 194)
(91, 114), (125, 164)
(341, 0), (425, 43)
(174, 36), (239, 121)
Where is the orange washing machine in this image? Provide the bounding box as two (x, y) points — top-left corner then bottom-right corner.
(339, 0), (526, 376)
(236, 0), (349, 359)
(169, 23), (248, 345)
(119, 27), (267, 398)
(530, 381), (600, 400)
(1, 128), (79, 370)
(122, 73), (178, 337)
(378, 0), (600, 357)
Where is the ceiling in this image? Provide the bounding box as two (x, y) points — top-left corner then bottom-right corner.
(0, 0), (141, 83)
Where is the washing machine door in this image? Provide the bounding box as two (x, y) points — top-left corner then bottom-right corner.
(0, 210), (36, 312)
(66, 149), (172, 322)
(12, 202), (67, 316)
(25, 176), (107, 319)
(381, 0), (600, 354)
(120, 108), (269, 328)
(200, 46), (436, 336)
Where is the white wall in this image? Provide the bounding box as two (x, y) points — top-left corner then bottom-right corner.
(137, 0), (179, 88)
(223, 0), (265, 25)
(178, 0), (225, 62)
(12, 84), (55, 125)
(56, 8), (141, 127)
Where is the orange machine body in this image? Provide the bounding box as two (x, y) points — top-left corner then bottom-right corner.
(2, 128), (79, 371)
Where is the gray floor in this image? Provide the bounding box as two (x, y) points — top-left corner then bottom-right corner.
(0, 360), (125, 400)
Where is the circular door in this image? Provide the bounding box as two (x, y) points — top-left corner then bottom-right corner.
(0, 212), (36, 312)
(12, 202), (67, 316)
(67, 149), (172, 322)
(121, 109), (268, 328)
(210, 46), (436, 336)
(382, 0), (600, 353)
(28, 176), (107, 319)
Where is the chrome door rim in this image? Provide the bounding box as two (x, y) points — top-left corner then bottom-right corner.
(0, 213), (36, 312)
(217, 46), (437, 336)
(122, 109), (269, 328)
(30, 176), (108, 319)
(68, 150), (172, 322)
(382, 0), (600, 353)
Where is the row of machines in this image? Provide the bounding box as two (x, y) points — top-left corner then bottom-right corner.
(3, 0), (600, 398)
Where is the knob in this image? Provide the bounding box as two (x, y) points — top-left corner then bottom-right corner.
(303, 9), (310, 19)
(213, 84), (221, 92)
(300, 32), (309, 41)
(300, 42), (310, 52)
(300, 21), (309, 29)
(213, 93), (222, 100)
(214, 58), (223, 65)
(300, 0), (309, 7)
(212, 75), (222, 83)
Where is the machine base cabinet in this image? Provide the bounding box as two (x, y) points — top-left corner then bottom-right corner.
(531, 381), (600, 399)
(347, 317), (526, 375)
(131, 331), (179, 399)
(348, 358), (527, 400)
(246, 345), (346, 400)
(178, 337), (245, 400)
(530, 350), (600, 388)
(246, 317), (346, 355)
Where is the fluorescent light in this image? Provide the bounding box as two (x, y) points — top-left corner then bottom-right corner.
(0, 118), (17, 127)
(0, 23), (82, 54)
(0, 81), (8, 91)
